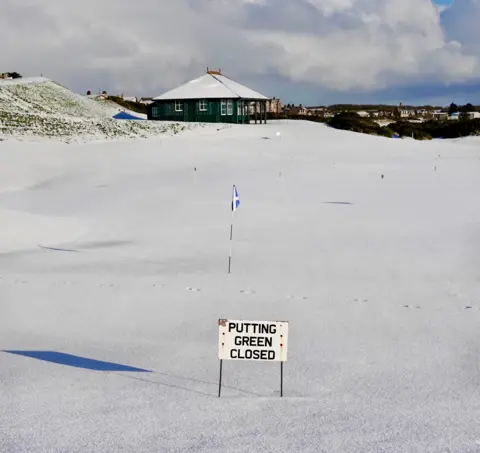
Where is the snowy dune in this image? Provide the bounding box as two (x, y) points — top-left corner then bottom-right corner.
(1, 121), (480, 452)
(0, 78), (203, 140)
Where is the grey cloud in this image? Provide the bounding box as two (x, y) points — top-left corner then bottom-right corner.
(0, 0), (479, 102)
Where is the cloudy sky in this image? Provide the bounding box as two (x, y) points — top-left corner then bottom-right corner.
(1, 0), (479, 105)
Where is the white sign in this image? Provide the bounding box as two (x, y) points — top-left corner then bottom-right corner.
(218, 319), (289, 362)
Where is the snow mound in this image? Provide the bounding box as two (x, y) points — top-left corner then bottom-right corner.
(0, 78), (200, 141)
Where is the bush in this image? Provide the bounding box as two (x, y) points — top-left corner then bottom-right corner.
(268, 112), (329, 123)
(109, 96), (147, 115)
(389, 121), (432, 140)
(329, 112), (384, 136)
(423, 118), (480, 138)
(378, 126), (395, 138)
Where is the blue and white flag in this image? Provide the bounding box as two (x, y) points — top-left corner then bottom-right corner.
(232, 185), (240, 212)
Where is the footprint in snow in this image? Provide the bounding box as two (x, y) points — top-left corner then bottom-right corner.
(185, 287), (201, 292)
(240, 289), (256, 295)
(284, 295), (308, 300)
(402, 305), (421, 309)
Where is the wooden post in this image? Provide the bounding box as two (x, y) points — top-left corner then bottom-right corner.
(265, 102), (268, 124)
(255, 102), (258, 124)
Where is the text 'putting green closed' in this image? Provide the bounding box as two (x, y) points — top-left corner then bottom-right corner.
(218, 320), (289, 362)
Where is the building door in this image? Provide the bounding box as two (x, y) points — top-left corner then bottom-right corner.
(186, 102), (196, 122)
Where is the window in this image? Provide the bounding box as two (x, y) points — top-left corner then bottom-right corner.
(175, 101), (183, 112)
(237, 102), (243, 116)
(199, 100), (208, 112)
(221, 100), (227, 116)
(152, 107), (159, 118)
(227, 100), (233, 115)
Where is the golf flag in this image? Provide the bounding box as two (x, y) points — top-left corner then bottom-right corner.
(232, 185), (240, 212)
(228, 185), (240, 273)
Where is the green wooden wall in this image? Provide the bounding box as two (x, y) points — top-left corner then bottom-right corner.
(148, 99), (250, 123)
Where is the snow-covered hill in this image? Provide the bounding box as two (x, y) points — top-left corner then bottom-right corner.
(0, 78), (198, 140)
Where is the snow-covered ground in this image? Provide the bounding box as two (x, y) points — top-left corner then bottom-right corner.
(0, 78), (203, 140)
(1, 121), (480, 452)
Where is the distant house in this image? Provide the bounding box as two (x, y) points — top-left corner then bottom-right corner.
(86, 91), (108, 101)
(465, 111), (480, 120)
(356, 111), (370, 118)
(267, 97), (282, 114)
(122, 96), (138, 103)
(139, 97), (154, 105)
(432, 111), (448, 120)
(306, 107), (326, 116)
(285, 105), (308, 115)
(149, 69), (269, 124)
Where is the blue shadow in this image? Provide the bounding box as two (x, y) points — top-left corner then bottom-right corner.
(3, 350), (151, 372)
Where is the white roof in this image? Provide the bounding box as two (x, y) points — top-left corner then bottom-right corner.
(154, 73), (269, 101)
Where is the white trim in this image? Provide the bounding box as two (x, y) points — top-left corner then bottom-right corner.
(199, 99), (207, 112)
(227, 100), (233, 116)
(175, 100), (183, 112)
(221, 100), (227, 116)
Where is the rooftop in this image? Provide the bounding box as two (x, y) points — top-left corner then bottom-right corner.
(154, 70), (269, 101)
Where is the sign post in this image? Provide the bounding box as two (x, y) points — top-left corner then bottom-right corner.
(217, 319), (289, 397)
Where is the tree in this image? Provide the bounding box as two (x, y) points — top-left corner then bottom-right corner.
(448, 103), (458, 115)
(460, 103), (475, 113)
(7, 72), (22, 79)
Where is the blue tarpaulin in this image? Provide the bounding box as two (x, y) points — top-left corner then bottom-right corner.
(113, 111), (145, 120)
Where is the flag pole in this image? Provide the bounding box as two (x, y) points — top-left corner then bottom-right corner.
(228, 185), (234, 274)
(228, 185), (238, 274)
(228, 215), (234, 274)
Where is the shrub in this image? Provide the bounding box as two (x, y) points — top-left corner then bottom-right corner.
(329, 112), (383, 135)
(378, 126), (394, 138)
(418, 119), (480, 138)
(389, 121), (432, 140)
(109, 96), (147, 115)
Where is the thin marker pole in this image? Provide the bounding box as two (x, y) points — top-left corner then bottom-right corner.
(228, 184), (236, 274)
(218, 360), (223, 397)
(280, 362), (284, 397)
(228, 214), (234, 274)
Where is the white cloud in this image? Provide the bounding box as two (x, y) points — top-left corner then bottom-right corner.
(0, 0), (479, 99)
